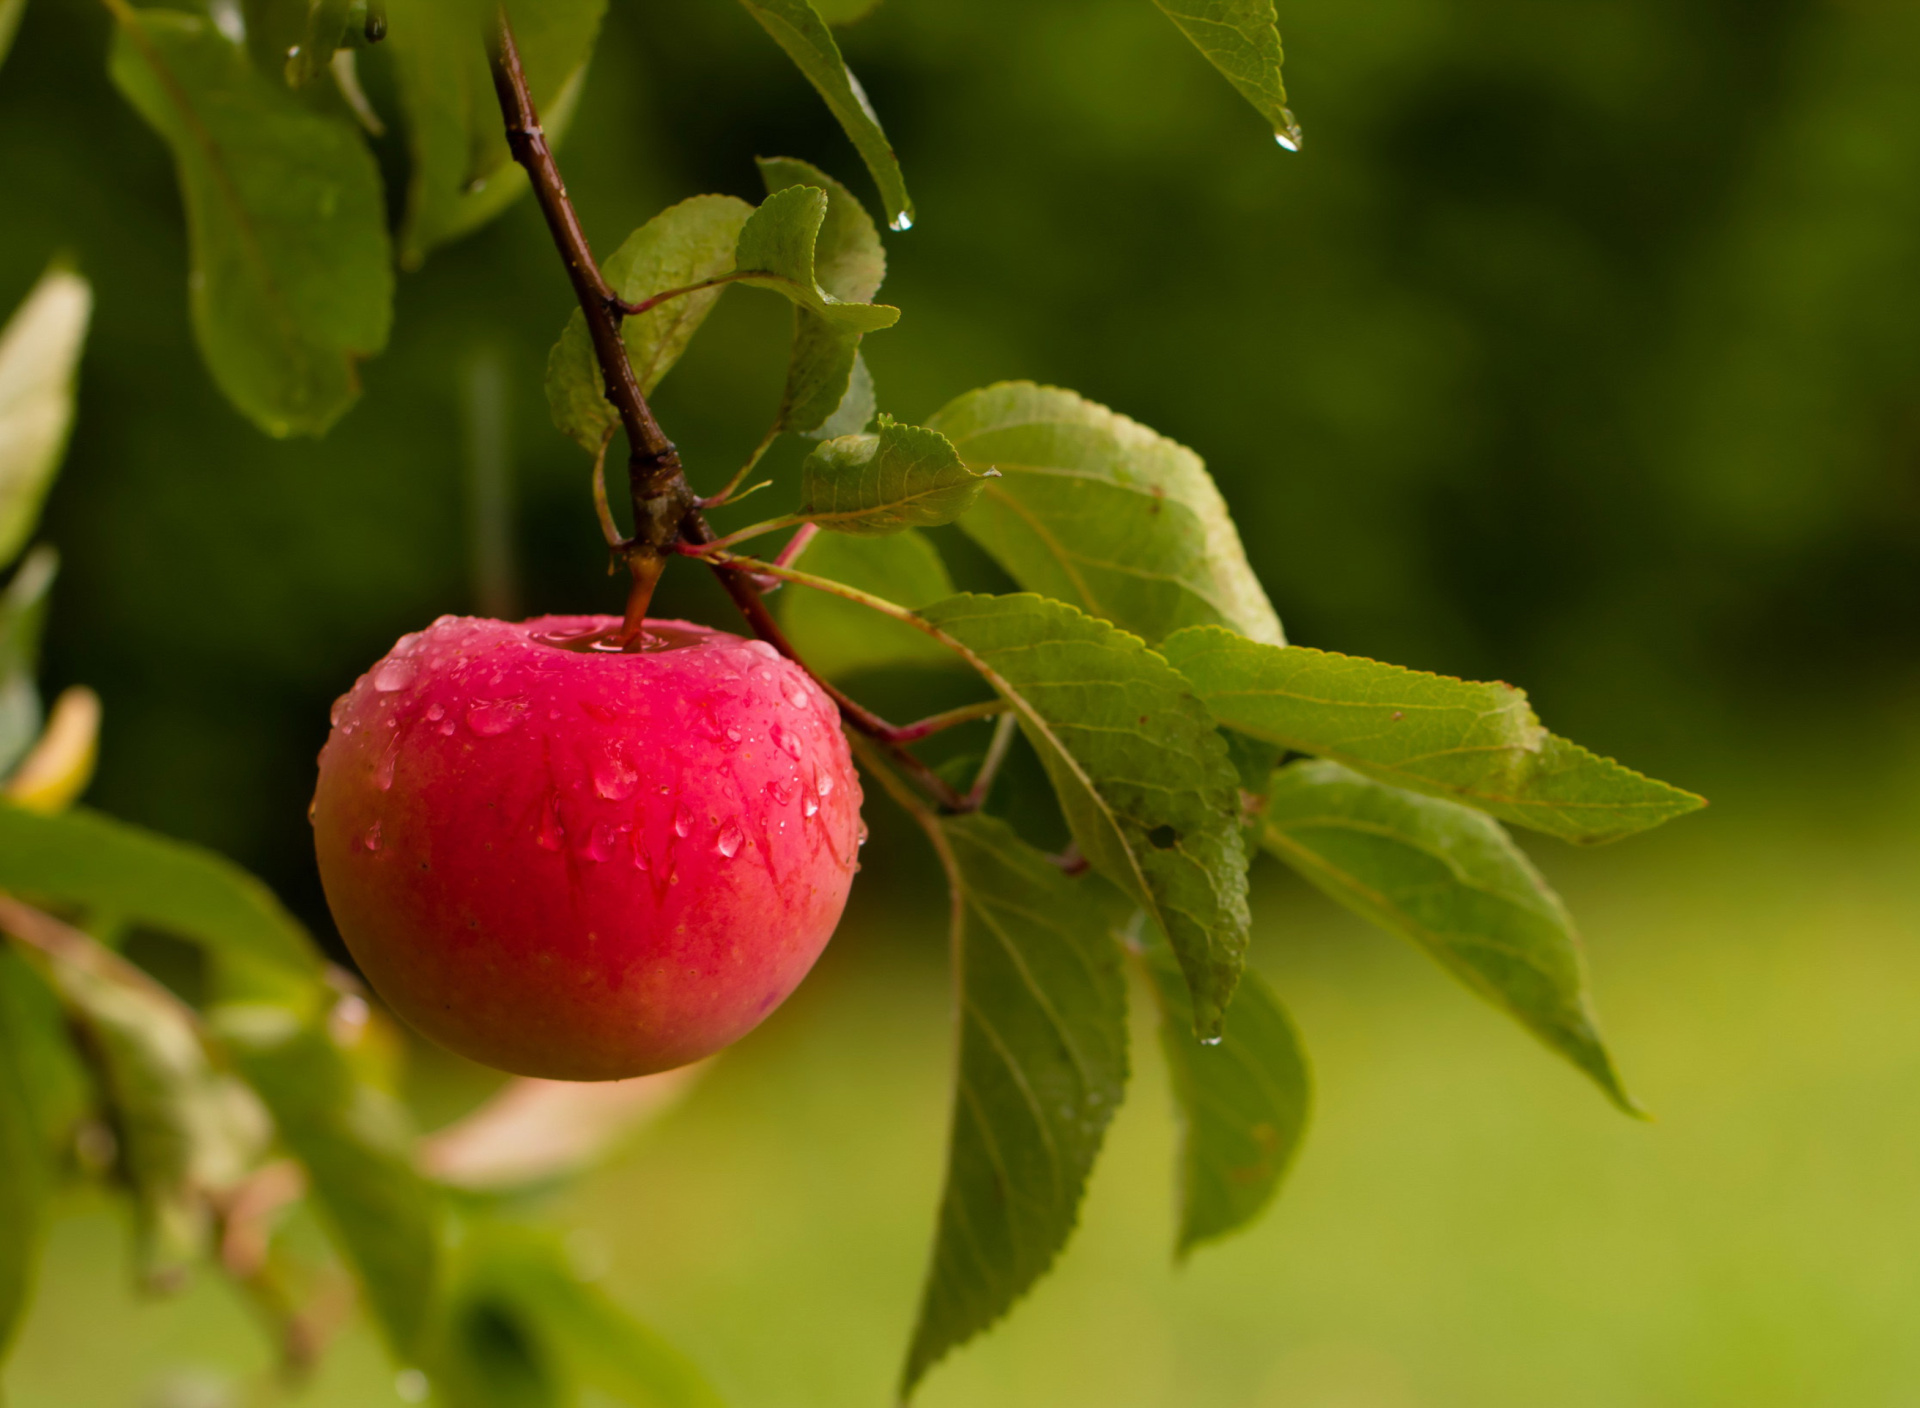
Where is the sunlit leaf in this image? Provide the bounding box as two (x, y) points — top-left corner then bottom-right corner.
(215, 1002), (443, 1356)
(0, 267), (90, 568)
(546, 195), (753, 451)
(1261, 759), (1638, 1111)
(733, 185), (900, 333)
(917, 594), (1250, 1037)
(1150, 0), (1302, 149)
(3, 685), (101, 815)
(735, 0), (912, 231)
(1160, 626), (1706, 844)
(780, 528), (956, 678)
(388, 0), (605, 266)
(1133, 920), (1309, 1254)
(930, 383), (1283, 648)
(902, 814), (1130, 1395)
(0, 0), (25, 71)
(108, 9), (392, 437)
(799, 417), (987, 534)
(0, 546), (54, 779)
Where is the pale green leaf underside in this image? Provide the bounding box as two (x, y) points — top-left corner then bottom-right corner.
(916, 594), (1250, 1037)
(1137, 925), (1309, 1253)
(903, 814), (1130, 1394)
(932, 382), (1283, 648)
(108, 11), (392, 437)
(734, 185), (900, 333)
(1160, 626), (1706, 844)
(546, 194), (753, 451)
(780, 528), (956, 678)
(799, 417), (985, 533)
(0, 546), (56, 777)
(0, 268), (91, 568)
(736, 0), (913, 230)
(1150, 0), (1302, 148)
(1261, 759), (1637, 1112)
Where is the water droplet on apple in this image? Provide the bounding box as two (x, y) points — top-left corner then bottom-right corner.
(630, 836), (650, 871)
(802, 789), (820, 818)
(724, 726), (742, 744)
(373, 738), (399, 791)
(361, 821), (383, 852)
(714, 822), (744, 858)
(437, 718), (456, 736)
(673, 803), (694, 839)
(467, 699), (524, 736)
(373, 658), (417, 692)
(782, 679), (810, 710)
(536, 796), (565, 851)
(815, 770), (834, 799)
(771, 724), (802, 759)
(592, 753), (639, 800)
(584, 821), (626, 862)
(307, 797), (318, 823)
(767, 778), (795, 806)
(745, 640), (778, 660)
(330, 694), (349, 727)
(425, 703), (445, 721)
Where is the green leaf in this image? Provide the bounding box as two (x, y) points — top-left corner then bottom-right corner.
(780, 528), (956, 678)
(1134, 922), (1309, 1254)
(215, 1004), (443, 1356)
(0, 803), (323, 994)
(0, 267), (90, 568)
(545, 194), (754, 452)
(1261, 759), (1638, 1112)
(735, 0), (913, 231)
(902, 814), (1130, 1395)
(1160, 626), (1707, 844)
(810, 0), (881, 20)
(0, 546), (55, 778)
(389, 0), (605, 266)
(108, 9), (393, 437)
(733, 185), (901, 334)
(756, 156), (885, 435)
(930, 383), (1283, 648)
(0, 0), (26, 72)
(916, 594), (1250, 1037)
(437, 1222), (725, 1408)
(0, 949), (77, 1358)
(1150, 0), (1302, 150)
(798, 416), (987, 534)
(284, 0), (356, 86)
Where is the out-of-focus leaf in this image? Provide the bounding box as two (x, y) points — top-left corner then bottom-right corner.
(436, 1221), (725, 1408)
(0, 900), (271, 1292)
(4, 685), (101, 814)
(214, 1002), (441, 1357)
(108, 9), (392, 437)
(1160, 626), (1707, 844)
(0, 545), (55, 778)
(735, 0), (912, 231)
(780, 528), (956, 678)
(902, 814), (1130, 1395)
(0, 0), (25, 71)
(284, 0), (355, 86)
(757, 156), (884, 435)
(798, 417), (986, 533)
(917, 594), (1250, 1037)
(1150, 0), (1302, 149)
(733, 186), (900, 333)
(810, 0), (880, 20)
(931, 383), (1283, 648)
(389, 0), (606, 266)
(1134, 920), (1308, 1254)
(545, 195), (752, 452)
(0, 803), (322, 995)
(1261, 759), (1638, 1111)
(0, 267), (90, 568)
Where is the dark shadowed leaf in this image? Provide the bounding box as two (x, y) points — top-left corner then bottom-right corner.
(799, 417), (986, 533)
(930, 383), (1282, 647)
(214, 1003), (442, 1356)
(902, 814), (1130, 1395)
(1160, 626), (1706, 844)
(0, 546), (55, 778)
(0, 268), (90, 568)
(1261, 759), (1638, 1111)
(735, 0), (912, 230)
(108, 9), (392, 436)
(0, 0), (25, 70)
(916, 594), (1249, 1037)
(0, 948), (82, 1357)
(389, 0), (606, 265)
(1134, 920), (1309, 1254)
(1150, 0), (1302, 149)
(757, 156), (885, 434)
(810, 0), (881, 20)
(546, 195), (754, 451)
(779, 528), (957, 678)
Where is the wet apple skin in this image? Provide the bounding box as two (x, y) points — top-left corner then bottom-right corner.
(312, 614), (863, 1080)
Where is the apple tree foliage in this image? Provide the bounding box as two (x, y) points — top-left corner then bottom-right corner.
(0, 1), (1702, 1403)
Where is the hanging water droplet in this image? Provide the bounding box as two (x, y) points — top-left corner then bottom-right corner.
(330, 694), (350, 727)
(466, 699), (524, 736)
(592, 753), (639, 801)
(714, 822), (744, 859)
(307, 797), (318, 824)
(673, 803), (694, 839)
(361, 821), (383, 853)
(889, 210), (915, 232)
(1200, 1034), (1224, 1047)
(372, 658), (417, 692)
(536, 796), (565, 851)
(856, 821), (869, 847)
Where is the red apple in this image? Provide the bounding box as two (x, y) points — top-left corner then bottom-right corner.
(311, 615), (863, 1080)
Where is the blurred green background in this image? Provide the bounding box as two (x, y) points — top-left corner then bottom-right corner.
(4, 0), (1920, 1402)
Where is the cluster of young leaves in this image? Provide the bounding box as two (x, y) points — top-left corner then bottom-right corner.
(0, 276), (723, 1407)
(76, 0), (1306, 437)
(530, 161), (1704, 1395)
